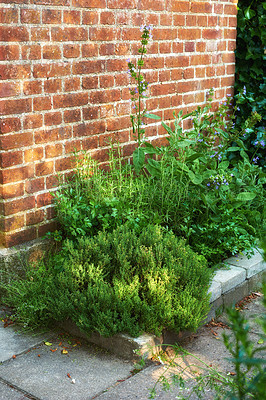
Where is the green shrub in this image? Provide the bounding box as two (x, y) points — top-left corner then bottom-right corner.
(2, 224), (212, 337)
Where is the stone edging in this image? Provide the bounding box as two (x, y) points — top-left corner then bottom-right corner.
(61, 249), (266, 360)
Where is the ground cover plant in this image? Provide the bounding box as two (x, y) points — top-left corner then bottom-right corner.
(1, 224), (212, 337)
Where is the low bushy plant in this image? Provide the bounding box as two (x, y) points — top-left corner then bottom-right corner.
(2, 224), (212, 337)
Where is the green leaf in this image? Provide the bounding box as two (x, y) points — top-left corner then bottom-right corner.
(146, 158), (161, 178)
(244, 7), (256, 20)
(144, 113), (161, 120)
(258, 339), (264, 344)
(188, 171), (203, 185)
(161, 121), (173, 136)
(143, 142), (158, 154)
(218, 161), (229, 170)
(133, 148), (145, 174)
(227, 147), (241, 152)
(236, 192), (256, 201)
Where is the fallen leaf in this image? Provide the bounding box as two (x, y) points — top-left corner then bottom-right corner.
(12, 355), (16, 359)
(228, 372), (236, 376)
(44, 342), (53, 346)
(257, 339), (264, 345)
(211, 329), (218, 336)
(37, 354), (41, 357)
(50, 348), (57, 352)
(67, 373), (71, 379)
(61, 349), (68, 354)
(73, 344), (77, 347)
(58, 342), (62, 346)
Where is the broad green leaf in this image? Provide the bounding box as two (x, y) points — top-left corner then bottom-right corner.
(258, 339), (264, 344)
(186, 153), (204, 162)
(133, 148), (145, 174)
(143, 142), (158, 154)
(244, 8), (256, 20)
(227, 147), (241, 152)
(236, 192), (256, 201)
(218, 161), (229, 170)
(188, 171), (203, 185)
(146, 158), (161, 178)
(144, 113), (161, 120)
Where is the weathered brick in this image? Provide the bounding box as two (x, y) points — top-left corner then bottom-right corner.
(43, 45), (62, 59)
(23, 80), (42, 95)
(53, 92), (88, 108)
(51, 27), (88, 41)
(64, 77), (81, 92)
(0, 82), (20, 98)
(4, 196), (35, 216)
(33, 63), (71, 78)
(0, 182), (24, 199)
(64, 109), (81, 123)
(36, 192), (53, 207)
(31, 27), (50, 41)
(33, 96), (52, 111)
(73, 0), (105, 7)
(44, 111), (62, 126)
(2, 227), (37, 248)
(73, 121), (105, 137)
(82, 10), (98, 24)
(20, 9), (40, 24)
(0, 45), (20, 61)
(191, 1), (213, 13)
(63, 44), (80, 58)
(0, 64), (31, 80)
(35, 161), (54, 176)
(63, 10), (81, 24)
(90, 27), (119, 41)
(83, 106), (99, 120)
(23, 114), (43, 130)
(0, 132), (33, 150)
(107, 0), (137, 8)
(25, 178), (45, 193)
(26, 210), (45, 226)
(0, 27), (29, 42)
(106, 116), (130, 131)
(55, 156), (74, 171)
(0, 151), (23, 168)
(168, 0), (189, 12)
(0, 215), (25, 232)
(0, 7), (18, 23)
(0, 118), (21, 134)
(22, 45), (42, 59)
(45, 143), (63, 158)
(44, 79), (62, 93)
(73, 60), (104, 75)
(90, 89), (121, 103)
(42, 9), (62, 24)
(81, 43), (98, 57)
(0, 98), (32, 116)
(24, 147), (44, 163)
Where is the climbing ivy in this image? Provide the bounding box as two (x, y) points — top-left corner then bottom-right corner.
(234, 0), (266, 168)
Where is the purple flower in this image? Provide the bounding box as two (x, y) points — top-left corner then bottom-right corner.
(207, 183), (211, 187)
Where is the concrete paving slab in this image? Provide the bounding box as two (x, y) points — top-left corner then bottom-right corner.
(226, 249), (266, 278)
(0, 333), (134, 400)
(213, 265), (246, 293)
(0, 321), (54, 363)
(0, 379), (35, 400)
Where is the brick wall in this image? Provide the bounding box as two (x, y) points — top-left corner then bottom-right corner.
(0, 0), (238, 248)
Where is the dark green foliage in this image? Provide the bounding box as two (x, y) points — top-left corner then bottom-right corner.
(234, 0), (266, 168)
(2, 224), (212, 337)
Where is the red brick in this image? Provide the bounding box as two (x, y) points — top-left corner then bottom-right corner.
(25, 178), (45, 193)
(24, 147), (44, 163)
(63, 44), (80, 58)
(0, 98), (32, 116)
(0, 45), (19, 60)
(90, 27), (119, 41)
(0, 215), (25, 232)
(31, 27), (50, 41)
(64, 77), (80, 92)
(0, 118), (21, 134)
(116, 11), (128, 25)
(191, 2), (212, 13)
(0, 151), (23, 168)
(73, 0), (105, 7)
(100, 104), (114, 118)
(0, 132), (33, 150)
(178, 81), (200, 93)
(38, 221), (58, 237)
(0, 26), (29, 42)
(121, 27), (141, 41)
(190, 54), (212, 65)
(106, 59), (127, 72)
(20, 9), (40, 24)
(46, 176), (59, 189)
(221, 76), (235, 87)
(0, 64), (30, 80)
(26, 210), (45, 226)
(22, 45), (41, 59)
(114, 43), (130, 56)
(116, 102), (130, 116)
(145, 57), (164, 69)
(0, 165), (33, 184)
(178, 28), (201, 40)
(151, 82), (177, 96)
(36, 192), (53, 208)
(0, 82), (20, 98)
(73, 60), (104, 75)
(82, 11), (98, 24)
(35, 161), (54, 176)
(183, 68), (194, 79)
(99, 75), (114, 88)
(4, 196), (35, 216)
(173, 15), (185, 26)
(44, 111), (62, 126)
(81, 43), (98, 57)
(64, 109), (81, 123)
(147, 13), (159, 26)
(45, 143), (63, 158)
(82, 136), (98, 150)
(0, 7), (18, 23)
(33, 63), (71, 78)
(55, 156), (74, 172)
(159, 42), (171, 53)
(32, 0), (70, 5)
(224, 4), (238, 15)
(160, 13), (172, 26)
(35, 126), (71, 144)
(2, 227), (37, 248)
(154, 28), (177, 41)
(99, 43), (115, 56)
(229, 17), (237, 28)
(23, 114), (43, 130)
(42, 9), (61, 23)
(224, 28), (237, 40)
(202, 29), (222, 40)
(44, 79), (61, 93)
(53, 92), (88, 108)
(165, 56), (189, 68)
(168, 0), (189, 12)
(197, 15), (207, 27)
(106, 116), (130, 131)
(33, 96), (52, 111)
(65, 139), (82, 154)
(51, 27), (88, 41)
(63, 10), (81, 24)
(100, 11), (115, 24)
(0, 183), (24, 199)
(90, 89), (121, 104)
(185, 42), (195, 52)
(73, 121), (105, 137)
(222, 53), (235, 63)
(83, 106), (99, 120)
(107, 0), (137, 8)
(43, 45), (61, 59)
(195, 67), (206, 78)
(23, 80), (42, 95)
